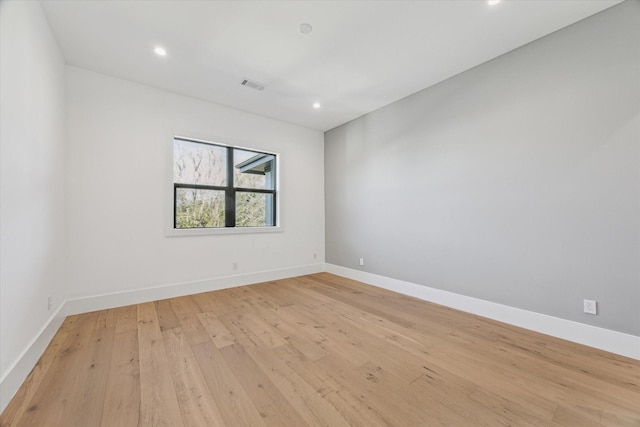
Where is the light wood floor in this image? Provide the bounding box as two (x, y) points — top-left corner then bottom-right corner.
(2, 273), (639, 426)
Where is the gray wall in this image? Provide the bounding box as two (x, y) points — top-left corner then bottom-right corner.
(325, 0), (640, 336)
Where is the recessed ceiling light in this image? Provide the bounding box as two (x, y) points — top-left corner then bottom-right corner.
(488, 0), (501, 5)
(154, 46), (167, 56)
(313, 102), (321, 109)
(299, 23), (313, 35)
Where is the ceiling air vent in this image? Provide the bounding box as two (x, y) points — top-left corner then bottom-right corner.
(241, 79), (266, 91)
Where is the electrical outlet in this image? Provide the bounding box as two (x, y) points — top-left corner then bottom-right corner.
(583, 299), (597, 315)
(47, 296), (52, 311)
(359, 257), (365, 266)
(232, 262), (238, 271)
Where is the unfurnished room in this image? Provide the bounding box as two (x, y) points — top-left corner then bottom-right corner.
(0, 0), (639, 425)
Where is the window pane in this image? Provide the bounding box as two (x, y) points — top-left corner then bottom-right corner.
(233, 148), (274, 190)
(236, 192), (274, 227)
(175, 188), (225, 228)
(174, 139), (227, 186)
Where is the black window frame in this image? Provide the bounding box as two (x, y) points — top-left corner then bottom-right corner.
(173, 137), (277, 229)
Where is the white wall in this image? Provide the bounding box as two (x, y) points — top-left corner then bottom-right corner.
(0, 0), (67, 408)
(1, 15), (324, 410)
(65, 67), (324, 302)
(325, 1), (640, 336)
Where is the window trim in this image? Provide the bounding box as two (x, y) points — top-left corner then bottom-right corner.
(167, 135), (282, 237)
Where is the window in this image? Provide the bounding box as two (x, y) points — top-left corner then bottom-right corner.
(173, 137), (277, 230)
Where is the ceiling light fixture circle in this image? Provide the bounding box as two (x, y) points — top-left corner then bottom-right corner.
(299, 23), (313, 34)
(154, 46), (167, 56)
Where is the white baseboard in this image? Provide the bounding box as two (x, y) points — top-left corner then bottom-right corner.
(326, 263), (640, 361)
(0, 263), (325, 413)
(65, 263), (325, 315)
(0, 303), (67, 413)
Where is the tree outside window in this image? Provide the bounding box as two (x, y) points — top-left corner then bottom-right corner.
(173, 137), (276, 229)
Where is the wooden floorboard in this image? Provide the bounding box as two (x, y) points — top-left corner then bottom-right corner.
(2, 272), (639, 426)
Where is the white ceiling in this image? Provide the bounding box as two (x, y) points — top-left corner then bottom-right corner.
(41, 0), (622, 132)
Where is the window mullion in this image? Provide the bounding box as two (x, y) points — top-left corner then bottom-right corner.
(225, 146), (235, 227)
(173, 185), (177, 229)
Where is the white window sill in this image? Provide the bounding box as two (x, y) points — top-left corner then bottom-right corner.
(166, 226), (283, 237)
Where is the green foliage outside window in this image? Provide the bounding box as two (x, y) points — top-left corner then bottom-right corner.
(173, 138), (276, 229)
